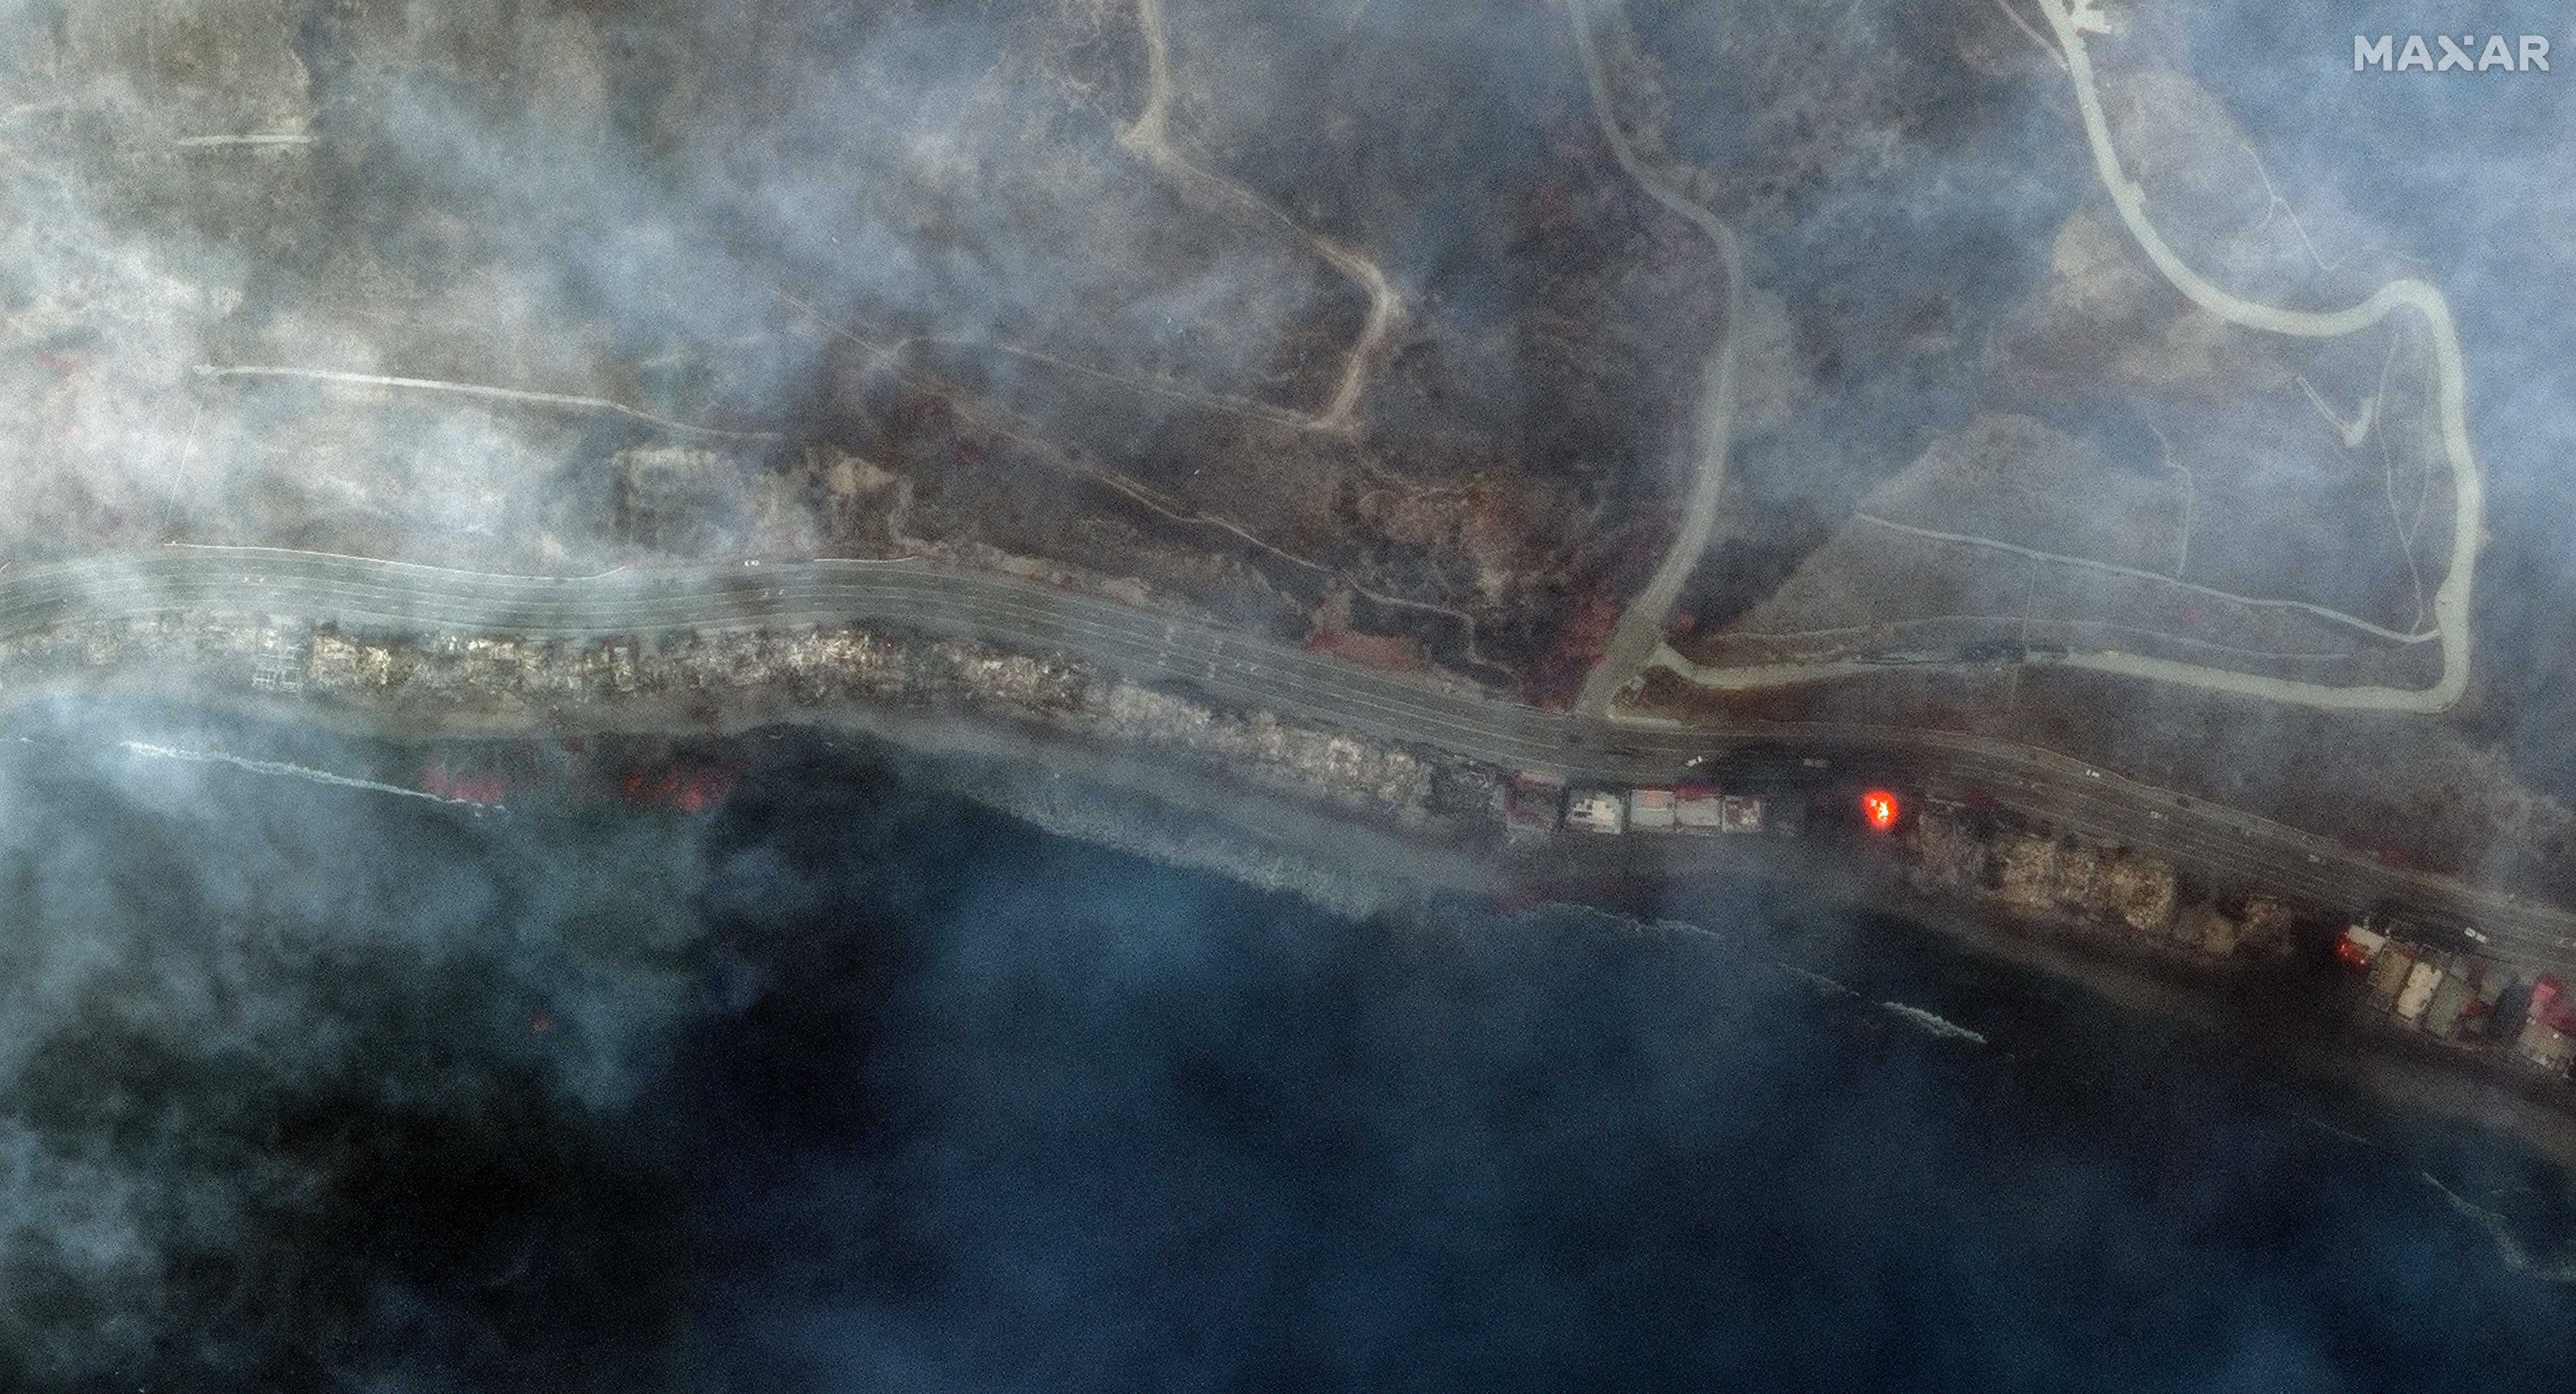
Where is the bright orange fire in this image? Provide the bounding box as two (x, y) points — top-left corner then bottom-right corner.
(1860, 788), (1900, 832)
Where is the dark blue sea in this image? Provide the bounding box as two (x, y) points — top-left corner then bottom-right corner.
(2, 710), (2572, 1391)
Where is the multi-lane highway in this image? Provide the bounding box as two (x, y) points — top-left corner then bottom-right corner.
(16, 544), (2576, 973)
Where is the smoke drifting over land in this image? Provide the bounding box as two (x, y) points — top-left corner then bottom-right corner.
(14, 0), (2576, 745)
(4, 0), (2576, 1387)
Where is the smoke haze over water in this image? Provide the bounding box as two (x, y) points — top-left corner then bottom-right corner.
(693, 737), (2576, 1392)
(0, 705), (701, 1388)
(6, 713), (2572, 1389)
(7, 1), (2576, 1387)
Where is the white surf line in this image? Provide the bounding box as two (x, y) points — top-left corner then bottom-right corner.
(1638, 922), (1990, 1046)
(1781, 963), (1855, 995)
(2296, 1113), (2375, 1149)
(1849, 514), (2437, 644)
(2290, 1119), (2576, 1280)
(2029, 0), (2481, 710)
(1566, 0), (1748, 718)
(1799, 963), (1994, 1047)
(2418, 1170), (2576, 1284)
(120, 741), (486, 807)
(192, 366), (781, 443)
(1877, 1001), (1991, 1046)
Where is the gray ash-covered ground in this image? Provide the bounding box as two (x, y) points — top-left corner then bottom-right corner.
(0, 0), (1721, 693)
(1637, 0), (2086, 632)
(2145, 0), (2576, 816)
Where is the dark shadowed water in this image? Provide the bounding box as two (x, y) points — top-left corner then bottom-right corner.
(1, 709), (2572, 1391)
(689, 736), (2576, 1393)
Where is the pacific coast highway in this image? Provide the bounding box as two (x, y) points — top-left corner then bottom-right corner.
(13, 542), (2576, 975)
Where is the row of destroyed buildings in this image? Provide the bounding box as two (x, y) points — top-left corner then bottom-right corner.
(29, 599), (2576, 1096)
(1507, 765), (2576, 1093)
(2338, 914), (2576, 1079)
(1504, 776), (1785, 838)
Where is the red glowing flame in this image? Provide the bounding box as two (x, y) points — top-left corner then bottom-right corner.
(1860, 788), (1900, 832)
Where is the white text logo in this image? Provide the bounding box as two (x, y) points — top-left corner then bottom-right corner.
(2355, 34), (2549, 71)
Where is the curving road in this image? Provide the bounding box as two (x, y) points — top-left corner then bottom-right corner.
(2019, 0), (2483, 713)
(1564, 0), (1749, 717)
(1581, 0), (2484, 715)
(1119, 0), (1400, 433)
(12, 542), (2576, 975)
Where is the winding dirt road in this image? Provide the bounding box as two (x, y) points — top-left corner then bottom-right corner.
(1564, 0), (1748, 718)
(1119, 0), (1401, 433)
(1580, 0), (2486, 715)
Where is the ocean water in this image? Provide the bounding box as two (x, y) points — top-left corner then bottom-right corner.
(1, 712), (2572, 1390)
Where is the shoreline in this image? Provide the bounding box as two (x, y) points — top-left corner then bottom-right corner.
(13, 659), (2576, 1180)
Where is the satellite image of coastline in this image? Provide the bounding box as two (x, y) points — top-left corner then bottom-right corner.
(3, 1), (2576, 1388)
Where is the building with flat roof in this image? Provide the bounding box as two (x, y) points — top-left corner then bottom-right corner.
(1567, 790), (1625, 834)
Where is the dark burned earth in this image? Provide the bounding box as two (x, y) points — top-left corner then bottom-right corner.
(6, 1), (2576, 1390)
(8, 0), (1732, 688)
(13, 0), (2576, 893)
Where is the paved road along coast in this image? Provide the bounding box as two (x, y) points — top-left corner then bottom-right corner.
(14, 544), (2575, 974)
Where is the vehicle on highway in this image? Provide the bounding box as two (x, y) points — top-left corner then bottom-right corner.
(2365, 900), (2484, 955)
